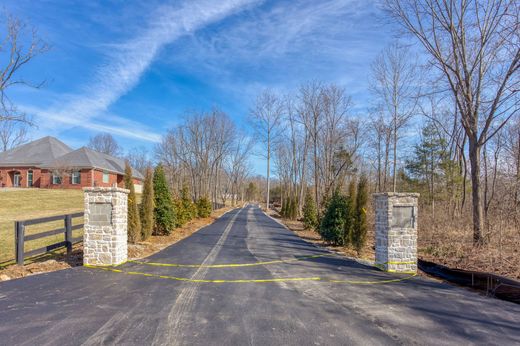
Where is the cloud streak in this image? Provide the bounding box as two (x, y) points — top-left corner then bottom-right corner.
(29, 0), (260, 142)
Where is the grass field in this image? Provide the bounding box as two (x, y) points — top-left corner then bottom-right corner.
(0, 189), (84, 264)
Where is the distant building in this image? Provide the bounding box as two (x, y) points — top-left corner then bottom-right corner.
(0, 136), (143, 192)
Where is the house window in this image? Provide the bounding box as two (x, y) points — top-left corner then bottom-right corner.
(102, 171), (109, 184)
(52, 172), (62, 185)
(27, 170), (33, 187)
(71, 170), (81, 185)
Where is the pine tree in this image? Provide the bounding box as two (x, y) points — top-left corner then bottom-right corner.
(172, 197), (184, 227)
(289, 196), (298, 220)
(140, 167), (154, 241)
(319, 191), (350, 245)
(406, 122), (446, 203)
(302, 190), (318, 230)
(181, 184), (197, 220)
(124, 162), (141, 243)
(196, 197), (212, 218)
(280, 197), (287, 217)
(153, 164), (176, 235)
(353, 175), (368, 254)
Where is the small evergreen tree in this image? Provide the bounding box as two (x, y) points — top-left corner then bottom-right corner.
(153, 164), (176, 235)
(124, 162), (141, 243)
(140, 167), (154, 241)
(353, 175), (368, 254)
(302, 190), (318, 230)
(196, 197), (212, 218)
(288, 196), (298, 220)
(172, 197), (184, 227)
(280, 197), (287, 217)
(319, 191), (350, 245)
(181, 184), (197, 219)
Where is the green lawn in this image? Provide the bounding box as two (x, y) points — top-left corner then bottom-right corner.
(0, 189), (84, 264)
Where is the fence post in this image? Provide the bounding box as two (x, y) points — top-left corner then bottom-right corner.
(15, 221), (25, 266)
(65, 214), (72, 255)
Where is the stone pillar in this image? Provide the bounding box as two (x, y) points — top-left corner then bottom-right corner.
(83, 187), (129, 266)
(374, 192), (419, 273)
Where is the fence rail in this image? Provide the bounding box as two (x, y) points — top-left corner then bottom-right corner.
(15, 212), (84, 265)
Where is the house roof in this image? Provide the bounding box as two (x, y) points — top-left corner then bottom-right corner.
(0, 136), (72, 166)
(41, 147), (144, 180)
(0, 136), (144, 180)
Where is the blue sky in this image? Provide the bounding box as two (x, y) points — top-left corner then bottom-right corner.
(4, 0), (396, 174)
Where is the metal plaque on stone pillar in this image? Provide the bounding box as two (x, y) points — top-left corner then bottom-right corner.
(374, 192), (419, 273)
(83, 187), (129, 266)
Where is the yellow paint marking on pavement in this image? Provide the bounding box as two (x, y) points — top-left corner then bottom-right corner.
(127, 254), (328, 268)
(85, 264), (417, 285)
(327, 273), (417, 284)
(85, 264), (320, 283)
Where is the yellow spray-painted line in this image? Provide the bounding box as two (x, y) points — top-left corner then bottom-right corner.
(85, 264), (417, 285)
(85, 264), (320, 283)
(127, 254), (329, 268)
(328, 273), (417, 284)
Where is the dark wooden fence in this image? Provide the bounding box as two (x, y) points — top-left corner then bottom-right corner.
(15, 212), (84, 265)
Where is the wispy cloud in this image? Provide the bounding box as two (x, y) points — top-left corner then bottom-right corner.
(27, 0), (261, 142)
(165, 0), (387, 107)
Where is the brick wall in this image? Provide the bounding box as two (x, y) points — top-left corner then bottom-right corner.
(0, 167), (42, 188)
(0, 167), (142, 190)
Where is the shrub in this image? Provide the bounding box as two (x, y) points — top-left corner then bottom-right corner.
(181, 184), (197, 220)
(320, 191), (351, 245)
(280, 197), (287, 217)
(288, 196), (298, 220)
(124, 162), (141, 243)
(302, 190), (318, 230)
(353, 175), (368, 254)
(196, 197), (212, 218)
(140, 167), (154, 241)
(153, 165), (176, 235)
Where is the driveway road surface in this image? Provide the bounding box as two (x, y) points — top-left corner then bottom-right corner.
(0, 205), (519, 345)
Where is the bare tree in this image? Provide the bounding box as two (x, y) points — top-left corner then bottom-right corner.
(368, 112), (393, 192)
(298, 81), (324, 215)
(385, 0), (520, 244)
(0, 118), (29, 151)
(0, 12), (48, 148)
(157, 109), (238, 206)
(226, 132), (254, 206)
(125, 146), (151, 174)
(250, 90), (284, 210)
(370, 42), (418, 192)
(87, 133), (121, 156)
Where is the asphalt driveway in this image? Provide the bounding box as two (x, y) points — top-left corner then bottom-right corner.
(0, 205), (519, 345)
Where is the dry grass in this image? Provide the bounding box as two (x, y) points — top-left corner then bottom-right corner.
(0, 189), (85, 263)
(271, 201), (520, 281)
(417, 205), (520, 280)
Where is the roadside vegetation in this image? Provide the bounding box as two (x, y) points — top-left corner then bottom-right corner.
(1, 1), (518, 282)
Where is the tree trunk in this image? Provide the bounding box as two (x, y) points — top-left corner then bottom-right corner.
(469, 138), (484, 245)
(392, 113), (397, 192)
(266, 138), (270, 211)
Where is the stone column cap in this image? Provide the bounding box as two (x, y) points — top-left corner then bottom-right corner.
(373, 192), (420, 198)
(83, 187), (130, 194)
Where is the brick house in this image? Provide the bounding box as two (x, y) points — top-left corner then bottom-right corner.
(0, 136), (143, 191)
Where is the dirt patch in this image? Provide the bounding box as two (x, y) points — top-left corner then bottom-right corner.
(0, 207), (235, 282)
